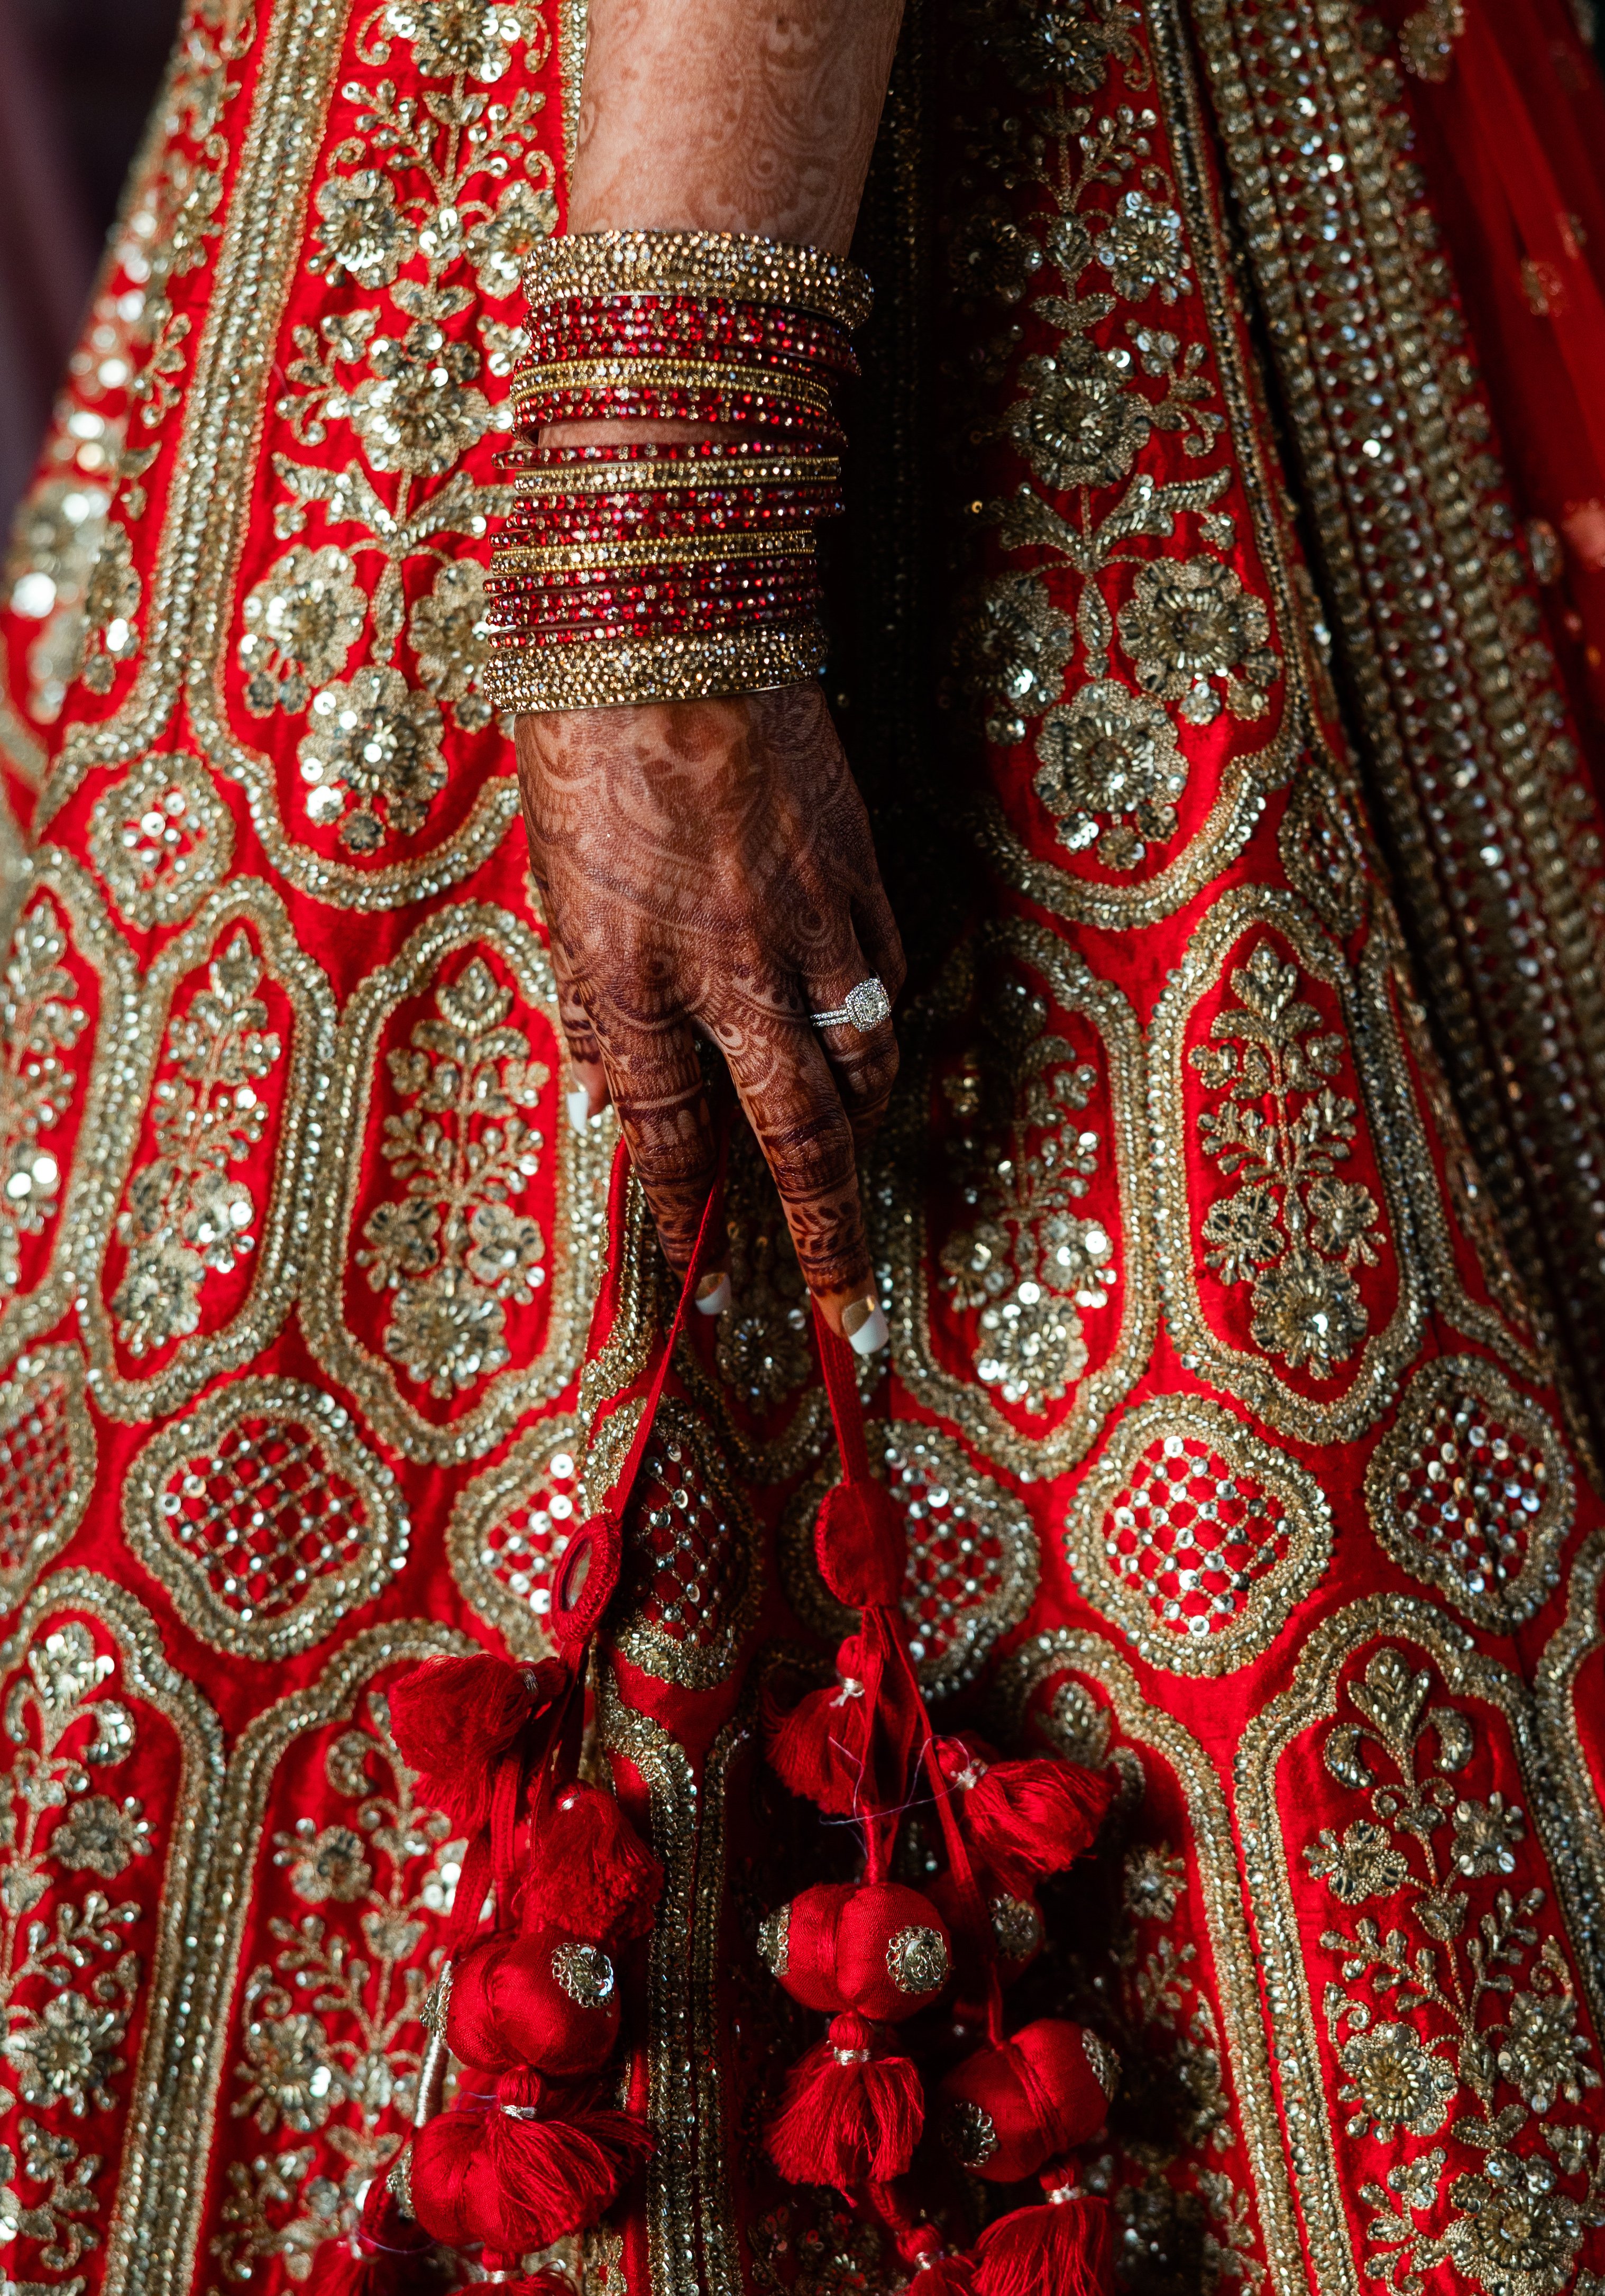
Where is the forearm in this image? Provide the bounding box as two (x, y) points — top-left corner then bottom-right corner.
(569, 0), (904, 250)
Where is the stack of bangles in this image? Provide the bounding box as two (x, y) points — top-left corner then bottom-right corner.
(482, 229), (873, 714)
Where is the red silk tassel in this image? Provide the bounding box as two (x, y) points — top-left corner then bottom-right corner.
(306, 2177), (435, 2296)
(971, 2182), (1114, 2296)
(934, 1738), (1111, 1892)
(523, 1780), (663, 1942)
(763, 1636), (878, 1818)
(410, 2074), (652, 2253)
(765, 2012), (923, 2189)
(388, 1655), (561, 1834)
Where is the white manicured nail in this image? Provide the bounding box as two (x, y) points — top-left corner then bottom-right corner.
(567, 1085), (592, 1136)
(842, 1295), (889, 1357)
(694, 1272), (732, 1318)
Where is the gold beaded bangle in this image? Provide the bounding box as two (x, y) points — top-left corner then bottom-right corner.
(493, 530), (817, 577)
(522, 229), (874, 334)
(510, 356), (837, 420)
(484, 623), (828, 714)
(508, 452), (843, 498)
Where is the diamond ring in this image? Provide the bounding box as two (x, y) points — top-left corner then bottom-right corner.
(810, 977), (893, 1033)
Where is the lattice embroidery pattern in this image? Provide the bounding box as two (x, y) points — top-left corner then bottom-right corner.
(1064, 1394), (1332, 1676)
(1304, 1645), (1604, 2294)
(0, 1624), (151, 2282)
(86, 752), (235, 931)
(123, 1378), (411, 1660)
(0, 1348), (95, 1612)
(782, 1422), (1038, 1695)
(594, 1401), (762, 1691)
(445, 1416), (585, 1655)
(214, 1686), (464, 2279)
(1365, 1357), (1573, 1632)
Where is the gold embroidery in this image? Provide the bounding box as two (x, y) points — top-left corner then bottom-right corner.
(1399, 2), (1466, 84)
(1365, 1357), (1574, 1633)
(994, 1626), (1306, 2296)
(356, 954), (549, 1398)
(112, 930), (284, 1359)
(445, 1414), (583, 1655)
(195, 1624), (473, 2282)
(590, 1401), (762, 1691)
(1063, 1394), (1332, 1676)
(0, 898), (89, 1305)
(86, 753), (235, 931)
(1187, 0), (1605, 1420)
(0, 1347), (95, 1614)
(123, 1376), (411, 1660)
(877, 911), (1154, 1480)
(0, 1572), (226, 2296)
(0, 855), (138, 1380)
(79, 879), (338, 1424)
(1148, 886), (1425, 1442)
(1235, 1599), (1605, 2296)
(1535, 1532), (1605, 2036)
(237, 543), (368, 717)
(781, 1423), (1037, 1695)
(305, 901), (610, 1463)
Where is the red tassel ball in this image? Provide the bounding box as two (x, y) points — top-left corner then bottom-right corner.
(388, 1655), (560, 1834)
(448, 1928), (621, 2078)
(937, 2020), (1118, 2184)
(765, 2011), (924, 2190)
(934, 1739), (1111, 1893)
(972, 2183), (1114, 2296)
(524, 1782), (663, 1943)
(758, 1881), (952, 2021)
(763, 1639), (875, 1818)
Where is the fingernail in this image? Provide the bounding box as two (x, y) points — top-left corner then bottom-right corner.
(694, 1271), (731, 1318)
(566, 1085), (592, 1136)
(841, 1292), (888, 1357)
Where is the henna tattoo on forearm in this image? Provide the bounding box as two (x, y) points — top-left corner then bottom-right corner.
(570, 0), (905, 252)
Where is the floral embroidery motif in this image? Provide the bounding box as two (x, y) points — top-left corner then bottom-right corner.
(239, 545), (369, 717)
(0, 903), (85, 1309)
(213, 1689), (461, 2279)
(1117, 556), (1277, 726)
(298, 665), (447, 849)
(357, 955), (549, 1397)
(938, 968), (1115, 1414)
(247, 0), (555, 857)
(1034, 680), (1186, 867)
(1190, 941), (1383, 1379)
(1310, 1648), (1603, 2294)
(87, 752), (235, 929)
(983, 0), (1146, 102)
(0, 1625), (149, 2281)
(111, 932), (282, 1357)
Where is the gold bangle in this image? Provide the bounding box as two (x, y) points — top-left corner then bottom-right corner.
(493, 530), (817, 577)
(510, 356), (836, 417)
(522, 229), (873, 334)
(509, 452), (842, 498)
(484, 621), (827, 714)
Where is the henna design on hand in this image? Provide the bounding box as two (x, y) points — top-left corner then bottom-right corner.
(515, 683), (905, 1316)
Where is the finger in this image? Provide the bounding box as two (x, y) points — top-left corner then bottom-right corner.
(804, 928), (900, 1158)
(583, 995), (722, 1282)
(544, 925), (611, 1131)
(716, 1000), (885, 1353)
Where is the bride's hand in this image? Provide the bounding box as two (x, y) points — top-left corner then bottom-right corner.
(515, 680), (904, 1342)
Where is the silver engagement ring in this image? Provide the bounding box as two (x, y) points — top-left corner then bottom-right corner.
(810, 977), (892, 1033)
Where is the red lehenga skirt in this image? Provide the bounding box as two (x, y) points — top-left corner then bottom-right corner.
(5, 1), (1605, 2291)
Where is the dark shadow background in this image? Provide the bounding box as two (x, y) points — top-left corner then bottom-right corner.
(0, 0), (178, 525)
